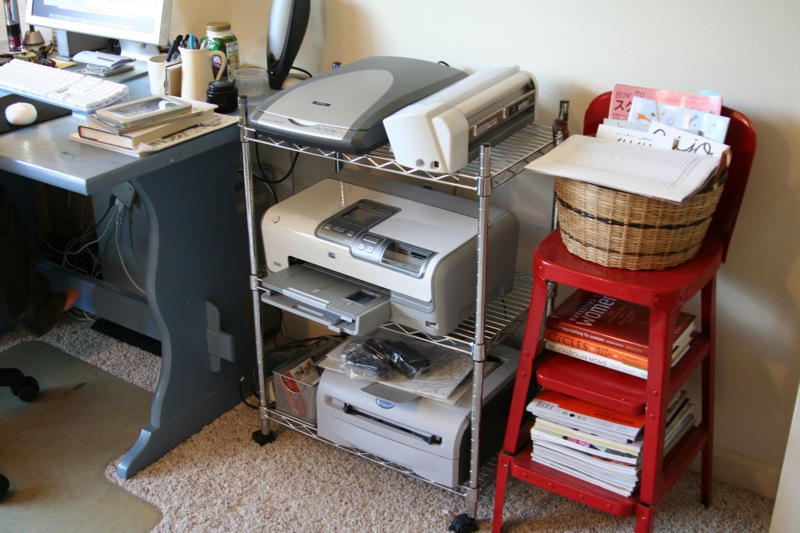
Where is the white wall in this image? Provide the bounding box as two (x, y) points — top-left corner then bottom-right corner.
(15, 0), (797, 499)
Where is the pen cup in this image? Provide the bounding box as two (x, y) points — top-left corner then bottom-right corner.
(179, 47), (226, 102)
(147, 54), (168, 96)
(147, 54), (182, 97)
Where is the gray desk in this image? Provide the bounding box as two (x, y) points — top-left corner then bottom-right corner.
(2, 74), (254, 479)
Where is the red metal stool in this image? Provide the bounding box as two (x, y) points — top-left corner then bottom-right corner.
(492, 92), (757, 532)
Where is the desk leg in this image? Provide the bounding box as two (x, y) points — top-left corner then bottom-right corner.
(117, 142), (253, 479)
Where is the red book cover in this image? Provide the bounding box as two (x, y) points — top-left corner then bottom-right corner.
(546, 290), (696, 356)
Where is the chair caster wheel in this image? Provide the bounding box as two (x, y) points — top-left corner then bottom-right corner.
(13, 375), (39, 402)
(0, 474), (9, 502)
(449, 513), (478, 533)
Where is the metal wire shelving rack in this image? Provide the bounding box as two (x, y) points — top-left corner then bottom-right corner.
(238, 97), (566, 531)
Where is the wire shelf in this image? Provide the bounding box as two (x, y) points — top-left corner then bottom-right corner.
(262, 406), (498, 497)
(241, 122), (557, 192)
(379, 272), (532, 355)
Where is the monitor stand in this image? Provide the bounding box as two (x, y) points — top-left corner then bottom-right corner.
(53, 31), (159, 63)
(118, 40), (161, 61)
(53, 30), (112, 59)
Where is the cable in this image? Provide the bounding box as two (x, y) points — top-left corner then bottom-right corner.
(114, 199), (146, 294)
(290, 66), (313, 79)
(253, 135), (300, 185)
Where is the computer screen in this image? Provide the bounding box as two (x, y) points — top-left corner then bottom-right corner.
(25, 0), (173, 59)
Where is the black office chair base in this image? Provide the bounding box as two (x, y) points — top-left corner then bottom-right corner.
(0, 473), (9, 502)
(1, 368), (40, 402)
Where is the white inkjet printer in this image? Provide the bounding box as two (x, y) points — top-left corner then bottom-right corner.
(316, 335), (520, 487)
(260, 169), (518, 336)
(383, 65), (536, 173)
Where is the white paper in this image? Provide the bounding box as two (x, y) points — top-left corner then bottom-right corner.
(596, 124), (675, 150)
(525, 134), (723, 203)
(647, 121), (729, 157)
(629, 96), (730, 142)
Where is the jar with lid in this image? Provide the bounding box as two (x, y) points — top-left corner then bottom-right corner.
(206, 80), (238, 113)
(203, 21), (239, 81)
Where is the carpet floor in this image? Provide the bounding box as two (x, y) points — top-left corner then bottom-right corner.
(0, 316), (777, 532)
(0, 339), (161, 533)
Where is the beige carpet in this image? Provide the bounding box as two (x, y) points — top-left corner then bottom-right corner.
(0, 317), (776, 532)
(0, 338), (161, 533)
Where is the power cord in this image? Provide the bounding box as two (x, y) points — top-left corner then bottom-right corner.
(113, 197), (146, 294)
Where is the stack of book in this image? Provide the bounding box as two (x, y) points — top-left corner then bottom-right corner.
(543, 290), (696, 379)
(527, 388), (695, 496)
(70, 95), (238, 156)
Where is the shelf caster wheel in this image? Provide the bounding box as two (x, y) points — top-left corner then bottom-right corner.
(252, 429), (276, 446)
(13, 376), (39, 402)
(448, 513), (478, 533)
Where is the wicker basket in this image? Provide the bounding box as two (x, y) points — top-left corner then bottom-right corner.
(554, 173), (726, 270)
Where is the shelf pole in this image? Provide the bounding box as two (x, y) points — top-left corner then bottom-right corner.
(464, 143), (493, 518)
(238, 96), (272, 437)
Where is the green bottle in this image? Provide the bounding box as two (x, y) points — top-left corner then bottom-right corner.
(203, 21), (239, 81)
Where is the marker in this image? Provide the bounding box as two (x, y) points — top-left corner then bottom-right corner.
(166, 34), (183, 61)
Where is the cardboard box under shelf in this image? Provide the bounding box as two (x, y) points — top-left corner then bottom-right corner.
(273, 355), (321, 424)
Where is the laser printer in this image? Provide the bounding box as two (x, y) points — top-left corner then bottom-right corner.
(250, 56), (467, 154)
(260, 169), (519, 336)
(383, 64), (536, 174)
(316, 334), (520, 487)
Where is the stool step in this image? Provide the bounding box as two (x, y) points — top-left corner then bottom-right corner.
(536, 352), (647, 415)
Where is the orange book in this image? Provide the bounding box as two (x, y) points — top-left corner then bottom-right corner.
(546, 290), (696, 356)
(544, 328), (648, 369)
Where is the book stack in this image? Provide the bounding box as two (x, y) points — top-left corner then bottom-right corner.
(527, 388), (695, 496)
(543, 290), (696, 379)
(70, 95), (238, 157)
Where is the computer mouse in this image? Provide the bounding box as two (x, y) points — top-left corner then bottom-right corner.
(5, 102), (38, 126)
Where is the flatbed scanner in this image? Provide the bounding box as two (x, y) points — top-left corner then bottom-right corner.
(260, 169), (519, 336)
(316, 336), (520, 487)
(250, 56), (467, 154)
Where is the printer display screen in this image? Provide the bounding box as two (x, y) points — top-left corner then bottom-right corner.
(341, 205), (386, 226)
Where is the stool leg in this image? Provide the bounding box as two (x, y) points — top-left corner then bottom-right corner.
(492, 454), (512, 533)
(635, 503), (655, 533)
(700, 277), (717, 506)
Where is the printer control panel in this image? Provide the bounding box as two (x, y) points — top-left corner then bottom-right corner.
(316, 199), (436, 278)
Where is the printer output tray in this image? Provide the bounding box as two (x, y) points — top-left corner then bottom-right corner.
(261, 263), (391, 335)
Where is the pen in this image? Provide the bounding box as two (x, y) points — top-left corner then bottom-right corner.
(187, 33), (197, 50)
(166, 34), (183, 61)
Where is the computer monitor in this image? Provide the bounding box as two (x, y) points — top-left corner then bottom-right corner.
(25, 0), (173, 60)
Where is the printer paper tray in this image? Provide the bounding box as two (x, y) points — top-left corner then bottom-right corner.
(261, 263), (391, 335)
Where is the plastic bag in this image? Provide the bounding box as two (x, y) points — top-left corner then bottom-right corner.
(341, 337), (430, 380)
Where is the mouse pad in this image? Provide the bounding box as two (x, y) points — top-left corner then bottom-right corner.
(0, 94), (72, 134)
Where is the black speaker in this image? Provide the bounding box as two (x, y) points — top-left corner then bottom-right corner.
(267, 0), (311, 90)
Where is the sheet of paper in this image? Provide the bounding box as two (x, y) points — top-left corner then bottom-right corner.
(525, 134), (723, 203)
(647, 121), (729, 157)
(629, 96), (730, 142)
(596, 124), (675, 150)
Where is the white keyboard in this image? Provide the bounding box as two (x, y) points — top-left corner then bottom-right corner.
(0, 59), (129, 112)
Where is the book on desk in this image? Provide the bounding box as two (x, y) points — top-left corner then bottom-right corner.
(71, 98), (238, 157)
